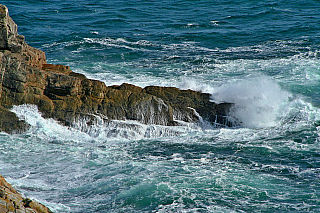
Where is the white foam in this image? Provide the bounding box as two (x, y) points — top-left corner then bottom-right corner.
(10, 104), (93, 142)
(72, 117), (202, 140)
(31, 39), (320, 130)
(10, 104), (202, 141)
(178, 78), (216, 94)
(175, 75), (293, 128)
(83, 37), (154, 52)
(212, 76), (291, 128)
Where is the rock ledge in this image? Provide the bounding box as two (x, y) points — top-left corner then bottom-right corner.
(0, 4), (233, 133)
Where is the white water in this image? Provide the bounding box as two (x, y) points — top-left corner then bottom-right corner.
(212, 77), (291, 128)
(5, 80), (320, 213)
(9, 84), (318, 143)
(10, 104), (204, 141)
(6, 37), (320, 213)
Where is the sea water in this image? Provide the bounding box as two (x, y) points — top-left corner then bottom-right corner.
(1, 0), (320, 212)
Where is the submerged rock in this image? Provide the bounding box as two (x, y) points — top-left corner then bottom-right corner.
(0, 4), (233, 133)
(0, 175), (53, 213)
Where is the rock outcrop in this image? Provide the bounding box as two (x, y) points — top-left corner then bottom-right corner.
(0, 4), (233, 133)
(0, 5), (234, 211)
(0, 175), (52, 213)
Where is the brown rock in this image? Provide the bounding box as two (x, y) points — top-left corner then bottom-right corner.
(127, 92), (174, 125)
(0, 175), (53, 213)
(0, 4), (234, 134)
(0, 5), (46, 69)
(144, 86), (232, 125)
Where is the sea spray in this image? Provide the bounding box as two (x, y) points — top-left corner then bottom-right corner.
(212, 77), (291, 128)
(178, 78), (216, 95)
(177, 76), (291, 128)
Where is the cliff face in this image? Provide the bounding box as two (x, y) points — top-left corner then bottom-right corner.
(0, 4), (233, 133)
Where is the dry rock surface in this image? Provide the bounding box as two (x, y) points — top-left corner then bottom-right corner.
(0, 175), (52, 213)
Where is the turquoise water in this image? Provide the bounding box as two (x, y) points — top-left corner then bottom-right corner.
(1, 0), (320, 212)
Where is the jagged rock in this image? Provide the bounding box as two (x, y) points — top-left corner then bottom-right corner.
(0, 175), (52, 213)
(127, 92), (174, 125)
(0, 4), (233, 133)
(144, 86), (232, 125)
(0, 5), (46, 69)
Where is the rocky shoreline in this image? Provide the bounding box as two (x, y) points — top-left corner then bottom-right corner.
(0, 4), (234, 212)
(0, 4), (233, 134)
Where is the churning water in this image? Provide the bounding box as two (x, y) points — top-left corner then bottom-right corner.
(1, 0), (320, 212)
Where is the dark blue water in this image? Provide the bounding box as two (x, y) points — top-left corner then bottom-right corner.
(1, 0), (320, 212)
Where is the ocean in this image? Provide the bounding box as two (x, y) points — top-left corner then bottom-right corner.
(1, 0), (320, 212)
